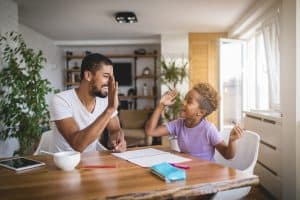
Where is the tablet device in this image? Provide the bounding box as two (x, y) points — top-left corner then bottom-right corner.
(0, 157), (45, 171)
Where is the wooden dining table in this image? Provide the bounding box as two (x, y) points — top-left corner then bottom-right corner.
(0, 146), (259, 200)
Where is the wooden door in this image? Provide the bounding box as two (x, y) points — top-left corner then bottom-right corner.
(189, 33), (227, 128)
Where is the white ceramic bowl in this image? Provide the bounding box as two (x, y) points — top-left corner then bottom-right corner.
(53, 151), (81, 171)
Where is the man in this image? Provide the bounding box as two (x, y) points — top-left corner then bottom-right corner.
(50, 53), (127, 153)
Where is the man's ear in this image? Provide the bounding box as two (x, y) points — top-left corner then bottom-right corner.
(84, 71), (92, 82)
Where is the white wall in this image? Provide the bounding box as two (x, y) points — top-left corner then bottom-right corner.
(0, 0), (18, 72)
(280, 0), (297, 199)
(160, 33), (189, 94)
(161, 33), (188, 59)
(228, 0), (278, 38)
(0, 0), (18, 35)
(0, 0), (19, 157)
(19, 24), (64, 104)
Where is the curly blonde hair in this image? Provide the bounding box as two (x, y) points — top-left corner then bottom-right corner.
(192, 82), (220, 116)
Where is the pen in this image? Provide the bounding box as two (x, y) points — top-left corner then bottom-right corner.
(232, 120), (246, 130)
(80, 165), (116, 169)
(170, 163), (190, 169)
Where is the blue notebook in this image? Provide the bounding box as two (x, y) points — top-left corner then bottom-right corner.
(151, 162), (186, 182)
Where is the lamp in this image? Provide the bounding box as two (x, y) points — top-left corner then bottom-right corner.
(115, 12), (138, 23)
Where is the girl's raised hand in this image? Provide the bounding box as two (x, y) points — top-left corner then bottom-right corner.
(159, 90), (178, 106)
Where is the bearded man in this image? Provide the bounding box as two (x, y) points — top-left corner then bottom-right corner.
(50, 53), (126, 153)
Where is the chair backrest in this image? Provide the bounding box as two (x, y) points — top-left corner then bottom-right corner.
(119, 109), (152, 146)
(33, 130), (53, 155)
(119, 110), (149, 129)
(214, 129), (260, 174)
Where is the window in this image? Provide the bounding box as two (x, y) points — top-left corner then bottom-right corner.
(242, 12), (280, 112)
(219, 10), (280, 131)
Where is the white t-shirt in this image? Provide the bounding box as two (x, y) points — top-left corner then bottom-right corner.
(49, 89), (117, 153)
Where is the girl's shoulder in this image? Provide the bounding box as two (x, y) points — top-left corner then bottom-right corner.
(167, 118), (185, 128)
(168, 118), (184, 124)
(201, 119), (218, 132)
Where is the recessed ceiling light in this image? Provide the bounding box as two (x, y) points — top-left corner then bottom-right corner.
(115, 12), (138, 23)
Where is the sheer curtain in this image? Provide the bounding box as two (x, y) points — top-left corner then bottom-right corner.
(242, 10), (280, 112)
(262, 13), (280, 110)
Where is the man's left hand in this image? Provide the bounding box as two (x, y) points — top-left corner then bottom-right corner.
(111, 131), (127, 152)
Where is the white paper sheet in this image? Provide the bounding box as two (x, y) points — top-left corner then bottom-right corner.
(112, 148), (191, 167)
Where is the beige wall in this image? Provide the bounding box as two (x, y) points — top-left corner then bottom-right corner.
(280, 0), (297, 199)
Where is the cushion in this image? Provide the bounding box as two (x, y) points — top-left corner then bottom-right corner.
(119, 110), (149, 129)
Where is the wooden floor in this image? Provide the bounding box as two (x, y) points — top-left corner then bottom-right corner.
(243, 185), (276, 200)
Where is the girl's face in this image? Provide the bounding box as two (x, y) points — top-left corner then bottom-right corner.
(179, 89), (205, 120)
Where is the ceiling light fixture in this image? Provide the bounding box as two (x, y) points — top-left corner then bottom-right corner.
(115, 12), (138, 23)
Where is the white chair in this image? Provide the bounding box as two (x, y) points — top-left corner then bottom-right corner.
(213, 129), (260, 200)
(34, 130), (107, 154)
(34, 130), (53, 155)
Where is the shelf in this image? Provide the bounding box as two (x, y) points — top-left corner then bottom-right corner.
(119, 95), (156, 100)
(66, 53), (157, 60)
(65, 51), (158, 109)
(65, 82), (80, 86)
(136, 75), (155, 79)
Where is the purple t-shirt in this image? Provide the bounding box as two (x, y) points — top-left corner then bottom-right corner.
(167, 118), (222, 161)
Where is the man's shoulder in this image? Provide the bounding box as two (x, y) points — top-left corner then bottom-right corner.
(54, 89), (75, 100)
(52, 89), (76, 106)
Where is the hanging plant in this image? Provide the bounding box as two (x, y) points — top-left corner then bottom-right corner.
(0, 31), (56, 155)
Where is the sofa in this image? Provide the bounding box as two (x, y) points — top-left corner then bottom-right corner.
(119, 109), (152, 147)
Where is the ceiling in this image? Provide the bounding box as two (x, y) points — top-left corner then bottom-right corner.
(16, 0), (257, 41)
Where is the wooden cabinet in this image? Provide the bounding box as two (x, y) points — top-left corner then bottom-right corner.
(64, 53), (158, 109)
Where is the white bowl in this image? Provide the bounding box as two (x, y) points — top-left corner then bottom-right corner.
(53, 151), (81, 171)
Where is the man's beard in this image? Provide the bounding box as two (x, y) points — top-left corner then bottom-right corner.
(90, 81), (108, 98)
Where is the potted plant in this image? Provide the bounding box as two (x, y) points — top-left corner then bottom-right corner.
(0, 31), (56, 155)
(160, 57), (188, 121)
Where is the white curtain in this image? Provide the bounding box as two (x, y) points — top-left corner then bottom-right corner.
(262, 13), (280, 110)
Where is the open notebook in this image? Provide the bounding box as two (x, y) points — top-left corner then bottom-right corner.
(112, 148), (191, 167)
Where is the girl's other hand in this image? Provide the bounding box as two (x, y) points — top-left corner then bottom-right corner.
(229, 125), (244, 142)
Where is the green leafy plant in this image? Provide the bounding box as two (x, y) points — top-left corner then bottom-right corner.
(160, 57), (188, 121)
(0, 31), (56, 155)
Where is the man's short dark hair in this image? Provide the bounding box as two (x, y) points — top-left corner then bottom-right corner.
(80, 53), (113, 80)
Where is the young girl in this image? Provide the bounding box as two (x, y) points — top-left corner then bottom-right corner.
(145, 82), (243, 161)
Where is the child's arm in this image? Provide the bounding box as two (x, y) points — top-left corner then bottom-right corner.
(145, 90), (178, 137)
(215, 125), (244, 159)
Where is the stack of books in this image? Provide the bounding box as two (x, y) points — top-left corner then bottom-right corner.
(150, 162), (186, 182)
